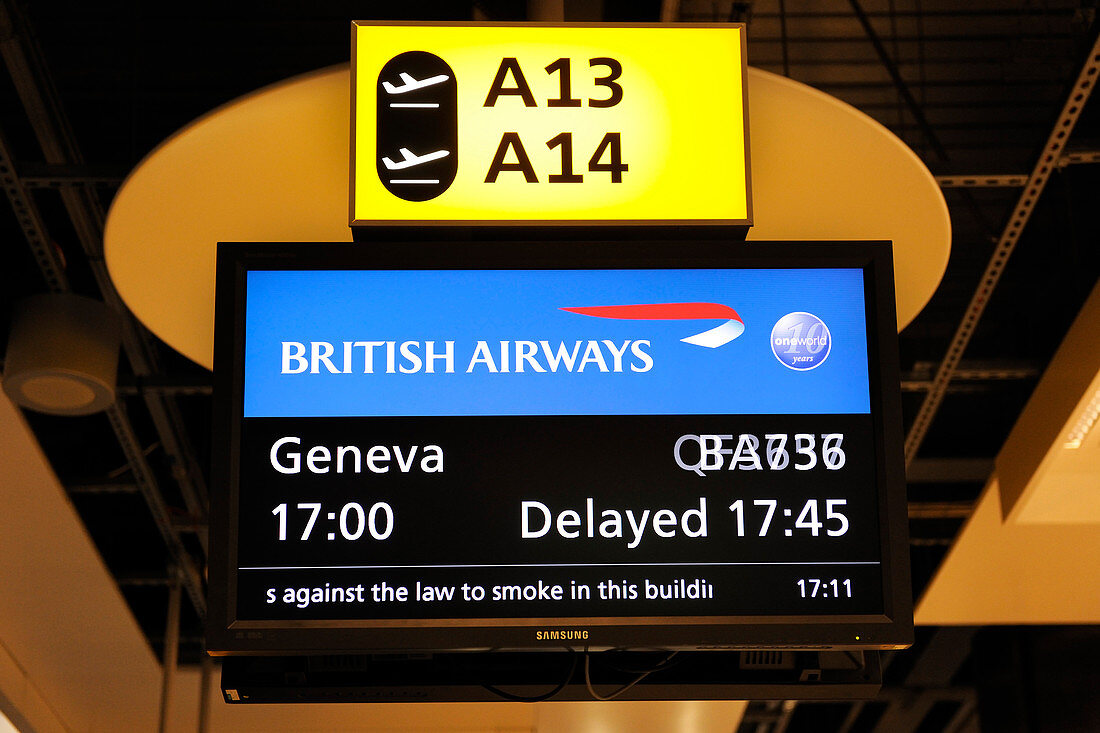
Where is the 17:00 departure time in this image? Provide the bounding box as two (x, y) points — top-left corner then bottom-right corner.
(272, 502), (394, 541)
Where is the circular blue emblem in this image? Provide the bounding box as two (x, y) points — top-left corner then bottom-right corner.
(771, 312), (832, 370)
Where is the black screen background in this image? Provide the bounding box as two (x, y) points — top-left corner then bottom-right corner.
(234, 413), (883, 620)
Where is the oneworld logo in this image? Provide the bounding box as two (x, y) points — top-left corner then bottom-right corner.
(560, 302), (745, 348)
(771, 312), (831, 370)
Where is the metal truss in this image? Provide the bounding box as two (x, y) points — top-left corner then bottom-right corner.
(0, 0), (207, 617)
(904, 31), (1100, 466)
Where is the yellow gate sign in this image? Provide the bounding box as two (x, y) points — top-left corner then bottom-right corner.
(351, 22), (750, 228)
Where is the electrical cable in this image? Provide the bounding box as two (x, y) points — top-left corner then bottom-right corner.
(583, 648), (679, 701)
(480, 651), (579, 703)
(106, 440), (160, 478)
(600, 650), (685, 675)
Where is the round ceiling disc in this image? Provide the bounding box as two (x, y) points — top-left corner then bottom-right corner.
(105, 65), (950, 370)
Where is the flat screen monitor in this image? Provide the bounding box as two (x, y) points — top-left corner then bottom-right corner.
(207, 241), (912, 654)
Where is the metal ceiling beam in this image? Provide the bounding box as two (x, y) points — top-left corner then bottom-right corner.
(901, 381), (1023, 393)
(104, 401), (206, 616)
(900, 361), (1040, 393)
(907, 361), (1040, 381)
(905, 458), (993, 484)
(904, 30), (1100, 466)
(943, 699), (979, 733)
(847, 0), (947, 161)
(0, 4), (210, 510)
(897, 628), (977, 689)
(16, 161), (126, 187)
(909, 538), (952, 547)
(844, 0), (1009, 243)
(116, 375), (214, 397)
(683, 7), (1078, 22)
(770, 700), (797, 733)
(872, 629), (977, 733)
(0, 0), (207, 617)
(836, 701), (865, 733)
(908, 501), (973, 520)
(1061, 149), (1100, 165)
(0, 129), (66, 292)
(66, 482), (140, 495)
(936, 174), (1028, 188)
(0, 0), (210, 542)
(659, 0), (680, 23)
(936, 150), (1100, 187)
(710, 32), (1078, 44)
(777, 0), (790, 76)
(157, 577), (181, 733)
(118, 575), (179, 587)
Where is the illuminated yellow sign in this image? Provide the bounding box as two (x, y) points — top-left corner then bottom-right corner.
(351, 22), (750, 227)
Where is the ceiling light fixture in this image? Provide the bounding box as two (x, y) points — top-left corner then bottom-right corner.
(997, 281), (1100, 523)
(1064, 388), (1100, 449)
(2, 293), (121, 416)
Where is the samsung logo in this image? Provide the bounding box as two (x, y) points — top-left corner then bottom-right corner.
(535, 629), (590, 641)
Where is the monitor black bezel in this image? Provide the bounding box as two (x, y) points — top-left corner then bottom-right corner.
(207, 240), (912, 655)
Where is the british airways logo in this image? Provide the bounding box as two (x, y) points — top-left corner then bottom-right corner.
(279, 303), (743, 375)
(560, 302), (745, 348)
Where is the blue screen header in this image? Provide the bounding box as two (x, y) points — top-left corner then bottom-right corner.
(242, 268), (871, 417)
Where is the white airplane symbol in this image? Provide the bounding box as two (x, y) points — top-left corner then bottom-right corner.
(382, 147), (450, 170)
(383, 72), (449, 94)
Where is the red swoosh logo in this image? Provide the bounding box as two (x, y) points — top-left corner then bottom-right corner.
(560, 302), (745, 348)
(560, 303), (742, 322)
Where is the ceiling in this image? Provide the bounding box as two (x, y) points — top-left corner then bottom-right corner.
(0, 0), (1099, 731)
